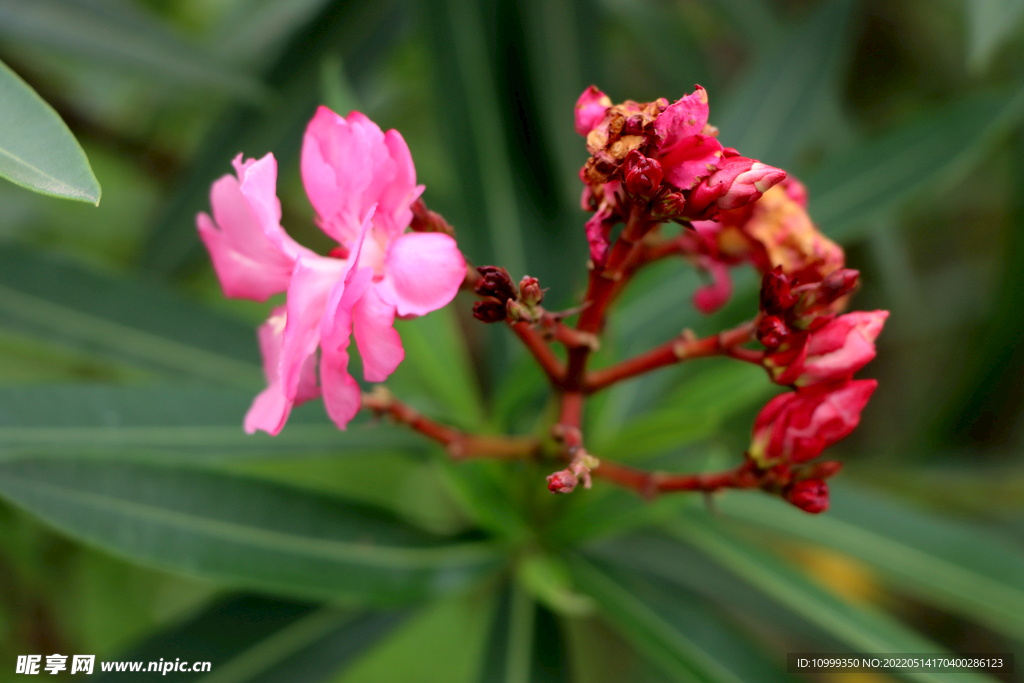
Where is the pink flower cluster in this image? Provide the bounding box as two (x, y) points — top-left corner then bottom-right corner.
(575, 85), (786, 266)
(197, 107), (465, 434)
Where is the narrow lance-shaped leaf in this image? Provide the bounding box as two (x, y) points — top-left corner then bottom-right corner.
(570, 554), (796, 683)
(966, 0), (1024, 72)
(807, 84), (1024, 240)
(0, 385), (424, 462)
(0, 0), (267, 102)
(93, 593), (409, 683)
(0, 58), (100, 204)
(667, 514), (998, 683)
(0, 245), (263, 389)
(716, 486), (1024, 643)
(0, 458), (502, 605)
(717, 0), (858, 170)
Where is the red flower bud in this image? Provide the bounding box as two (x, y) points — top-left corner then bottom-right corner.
(547, 470), (579, 494)
(757, 315), (789, 349)
(786, 479), (829, 514)
(519, 276), (543, 307)
(472, 299), (507, 323)
(475, 266), (517, 303)
(749, 380), (877, 467)
(688, 156), (786, 214)
(623, 150), (664, 197)
(760, 266), (797, 314)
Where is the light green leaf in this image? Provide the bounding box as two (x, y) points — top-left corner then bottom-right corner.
(807, 85), (1024, 241)
(475, 582), (536, 683)
(716, 485), (1024, 642)
(0, 246), (263, 389)
(966, 0), (1024, 72)
(0, 458), (501, 604)
(0, 0), (267, 102)
(0, 58), (100, 204)
(667, 514), (998, 683)
(570, 555), (795, 683)
(594, 361), (773, 460)
(391, 307), (486, 430)
(718, 0), (858, 169)
(0, 384), (423, 462)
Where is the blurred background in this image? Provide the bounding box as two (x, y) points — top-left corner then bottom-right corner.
(0, 0), (1022, 680)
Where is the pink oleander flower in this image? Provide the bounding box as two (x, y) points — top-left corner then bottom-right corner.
(765, 311), (888, 387)
(198, 107), (465, 435)
(687, 152), (788, 214)
(748, 379), (877, 467)
(652, 86), (725, 191)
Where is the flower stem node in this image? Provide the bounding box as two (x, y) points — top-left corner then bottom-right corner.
(547, 451), (601, 494)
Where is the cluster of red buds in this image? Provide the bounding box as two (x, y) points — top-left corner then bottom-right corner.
(204, 87), (886, 518)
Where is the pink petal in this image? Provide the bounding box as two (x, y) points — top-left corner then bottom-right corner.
(301, 107), (375, 244)
(378, 232), (465, 317)
(244, 307), (319, 435)
(654, 86), (711, 151)
(692, 258), (733, 314)
(575, 85), (612, 137)
(301, 107), (421, 247)
(279, 255), (346, 401)
(352, 283), (404, 382)
(319, 267), (374, 430)
(236, 154), (314, 263)
(320, 354), (363, 430)
(659, 134), (724, 190)
(197, 156), (296, 301)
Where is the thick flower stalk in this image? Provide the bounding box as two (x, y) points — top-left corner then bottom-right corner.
(199, 85), (886, 516)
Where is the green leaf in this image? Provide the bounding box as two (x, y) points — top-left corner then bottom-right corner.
(807, 85), (1024, 241)
(94, 594), (408, 683)
(570, 554), (795, 683)
(475, 581), (571, 683)
(337, 590), (494, 683)
(0, 246), (263, 389)
(716, 484), (1024, 642)
(0, 458), (501, 604)
(966, 0), (1024, 72)
(0, 58), (100, 204)
(717, 0), (858, 169)
(666, 513), (998, 683)
(142, 0), (403, 275)
(0, 0), (267, 102)
(594, 361), (773, 461)
(0, 384), (423, 461)
(390, 307), (486, 430)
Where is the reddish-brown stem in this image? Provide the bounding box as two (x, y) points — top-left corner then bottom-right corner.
(592, 459), (760, 498)
(509, 321), (565, 385)
(539, 315), (599, 351)
(584, 321), (757, 393)
(363, 388), (539, 459)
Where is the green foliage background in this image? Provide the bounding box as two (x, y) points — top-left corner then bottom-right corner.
(0, 0), (1022, 681)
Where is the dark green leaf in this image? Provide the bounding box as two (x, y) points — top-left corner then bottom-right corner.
(0, 458), (502, 604)
(716, 484), (1024, 642)
(718, 0), (858, 169)
(0, 245), (262, 388)
(142, 0), (405, 275)
(570, 554), (795, 683)
(0, 0), (267, 102)
(0, 384), (423, 461)
(666, 513), (998, 683)
(476, 581), (571, 683)
(0, 58), (100, 204)
(966, 0), (1024, 72)
(93, 593), (408, 683)
(807, 85), (1024, 240)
